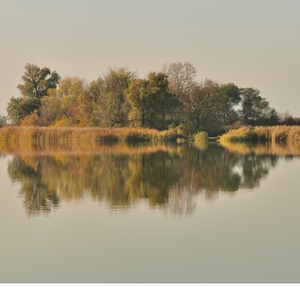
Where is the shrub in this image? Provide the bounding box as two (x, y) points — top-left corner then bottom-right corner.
(194, 131), (208, 144)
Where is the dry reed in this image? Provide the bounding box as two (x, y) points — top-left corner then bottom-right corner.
(219, 126), (300, 144)
(0, 126), (183, 144)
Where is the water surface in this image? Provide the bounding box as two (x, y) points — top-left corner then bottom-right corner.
(0, 141), (300, 282)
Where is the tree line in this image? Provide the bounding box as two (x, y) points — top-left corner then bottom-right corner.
(5, 62), (298, 136)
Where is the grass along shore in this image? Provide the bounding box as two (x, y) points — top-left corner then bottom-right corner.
(0, 126), (185, 143)
(219, 126), (300, 144)
(1, 125), (299, 145)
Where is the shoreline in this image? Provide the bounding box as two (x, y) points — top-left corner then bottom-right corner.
(0, 126), (185, 143)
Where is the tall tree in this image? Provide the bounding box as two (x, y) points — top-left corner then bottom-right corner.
(80, 67), (136, 127)
(99, 67), (136, 127)
(162, 62), (196, 100)
(239, 88), (275, 125)
(7, 63), (60, 124)
(125, 72), (174, 129)
(179, 78), (227, 135)
(17, 63), (60, 99)
(79, 78), (104, 126)
(162, 62), (196, 124)
(53, 76), (87, 126)
(219, 83), (241, 125)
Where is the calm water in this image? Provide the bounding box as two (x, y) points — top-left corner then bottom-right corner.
(0, 141), (300, 283)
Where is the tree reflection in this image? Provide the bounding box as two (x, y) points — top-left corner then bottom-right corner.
(7, 157), (59, 216)
(126, 151), (180, 206)
(4, 142), (284, 216)
(239, 154), (278, 189)
(176, 144), (242, 200)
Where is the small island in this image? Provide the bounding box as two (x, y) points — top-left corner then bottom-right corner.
(1, 62), (299, 144)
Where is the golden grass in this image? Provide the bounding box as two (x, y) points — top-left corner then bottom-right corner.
(219, 125), (300, 144)
(0, 126), (184, 144)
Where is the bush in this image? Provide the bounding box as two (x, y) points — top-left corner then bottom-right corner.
(194, 131), (208, 144)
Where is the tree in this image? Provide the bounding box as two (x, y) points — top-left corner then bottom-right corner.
(179, 78), (226, 135)
(79, 77), (104, 126)
(79, 67), (136, 127)
(279, 111), (297, 125)
(162, 62), (196, 124)
(239, 88), (275, 125)
(17, 63), (60, 99)
(125, 72), (174, 129)
(162, 62), (196, 100)
(0, 115), (7, 126)
(7, 63), (60, 124)
(99, 67), (136, 127)
(7, 96), (40, 125)
(39, 94), (63, 126)
(53, 76), (87, 126)
(219, 83), (241, 125)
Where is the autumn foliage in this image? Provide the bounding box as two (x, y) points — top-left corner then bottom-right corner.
(6, 62), (299, 138)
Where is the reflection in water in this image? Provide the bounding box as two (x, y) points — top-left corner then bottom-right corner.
(221, 140), (300, 156)
(3, 141), (298, 217)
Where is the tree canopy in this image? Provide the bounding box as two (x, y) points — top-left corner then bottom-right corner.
(17, 63), (60, 99)
(125, 72), (175, 129)
(7, 63), (60, 124)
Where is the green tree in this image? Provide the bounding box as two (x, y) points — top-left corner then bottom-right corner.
(219, 83), (241, 125)
(7, 96), (40, 125)
(240, 88), (276, 125)
(80, 77), (104, 126)
(80, 67), (136, 127)
(279, 111), (297, 125)
(17, 63), (60, 99)
(99, 67), (136, 127)
(7, 63), (60, 124)
(125, 72), (174, 129)
(0, 115), (7, 126)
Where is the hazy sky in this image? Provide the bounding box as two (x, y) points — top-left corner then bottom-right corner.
(1, 0), (300, 117)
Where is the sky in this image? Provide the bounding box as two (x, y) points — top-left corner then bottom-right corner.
(1, 0), (300, 117)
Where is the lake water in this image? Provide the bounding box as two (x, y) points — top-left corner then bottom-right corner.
(0, 141), (300, 283)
